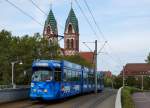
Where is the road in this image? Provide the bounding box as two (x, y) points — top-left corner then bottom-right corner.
(132, 92), (150, 108)
(0, 89), (117, 108)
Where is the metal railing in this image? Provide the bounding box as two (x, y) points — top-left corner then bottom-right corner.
(0, 85), (30, 90)
(115, 87), (123, 108)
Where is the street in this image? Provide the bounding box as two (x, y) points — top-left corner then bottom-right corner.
(132, 92), (150, 108)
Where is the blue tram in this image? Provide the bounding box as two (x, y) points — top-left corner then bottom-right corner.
(30, 60), (104, 100)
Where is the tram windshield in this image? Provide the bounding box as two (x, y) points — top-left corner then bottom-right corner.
(32, 70), (53, 82)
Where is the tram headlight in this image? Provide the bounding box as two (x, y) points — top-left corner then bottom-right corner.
(33, 89), (36, 92)
(44, 89), (48, 93)
(31, 83), (34, 88)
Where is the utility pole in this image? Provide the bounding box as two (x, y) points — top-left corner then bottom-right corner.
(94, 40), (97, 93)
(83, 40), (107, 93)
(141, 75), (144, 91)
(123, 66), (125, 87)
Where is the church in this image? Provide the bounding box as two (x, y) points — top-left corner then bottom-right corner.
(43, 6), (94, 64)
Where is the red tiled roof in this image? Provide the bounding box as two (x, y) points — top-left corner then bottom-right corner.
(103, 71), (112, 77)
(79, 52), (94, 64)
(122, 63), (150, 75)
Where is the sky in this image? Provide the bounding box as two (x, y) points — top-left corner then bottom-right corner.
(0, 0), (150, 75)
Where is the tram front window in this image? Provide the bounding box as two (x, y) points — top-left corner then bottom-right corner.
(32, 70), (53, 82)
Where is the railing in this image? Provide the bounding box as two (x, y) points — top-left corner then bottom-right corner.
(0, 85), (30, 90)
(115, 87), (123, 108)
(0, 85), (13, 90)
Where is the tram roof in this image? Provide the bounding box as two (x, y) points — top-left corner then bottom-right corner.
(32, 60), (82, 69)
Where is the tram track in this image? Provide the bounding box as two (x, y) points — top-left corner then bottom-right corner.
(72, 90), (116, 108)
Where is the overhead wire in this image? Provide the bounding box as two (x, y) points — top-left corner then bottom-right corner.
(74, 0), (100, 40)
(5, 0), (43, 26)
(29, 0), (64, 30)
(83, 0), (123, 66)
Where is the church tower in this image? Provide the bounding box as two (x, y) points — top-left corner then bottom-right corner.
(43, 9), (58, 44)
(64, 8), (79, 56)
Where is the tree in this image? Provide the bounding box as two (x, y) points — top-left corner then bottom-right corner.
(0, 29), (93, 85)
(146, 53), (150, 63)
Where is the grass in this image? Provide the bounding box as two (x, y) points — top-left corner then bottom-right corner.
(121, 86), (142, 108)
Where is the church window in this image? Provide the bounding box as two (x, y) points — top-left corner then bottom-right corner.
(67, 39), (69, 49)
(71, 39), (74, 49)
(47, 26), (51, 34)
(76, 40), (78, 50)
(68, 24), (73, 34)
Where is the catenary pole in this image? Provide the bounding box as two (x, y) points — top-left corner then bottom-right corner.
(94, 40), (97, 93)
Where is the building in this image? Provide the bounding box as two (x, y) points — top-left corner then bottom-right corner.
(79, 52), (94, 64)
(64, 8), (79, 56)
(121, 63), (150, 76)
(101, 71), (112, 78)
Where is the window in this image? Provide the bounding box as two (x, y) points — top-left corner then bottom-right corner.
(69, 39), (72, 49)
(32, 70), (53, 82)
(71, 39), (74, 49)
(47, 26), (51, 34)
(71, 70), (76, 81)
(63, 68), (68, 82)
(54, 68), (61, 82)
(63, 68), (80, 82)
(68, 24), (72, 34)
(76, 40), (78, 50)
(67, 39), (69, 49)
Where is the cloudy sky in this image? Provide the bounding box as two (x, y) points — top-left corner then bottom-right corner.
(0, 0), (150, 75)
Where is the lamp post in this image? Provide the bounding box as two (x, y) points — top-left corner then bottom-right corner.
(11, 61), (23, 88)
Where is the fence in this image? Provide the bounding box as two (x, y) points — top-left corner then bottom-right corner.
(0, 85), (30, 90)
(115, 87), (123, 108)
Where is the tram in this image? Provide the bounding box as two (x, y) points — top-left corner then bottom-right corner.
(30, 60), (104, 100)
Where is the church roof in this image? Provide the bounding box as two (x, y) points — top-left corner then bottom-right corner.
(45, 10), (57, 33)
(65, 8), (79, 33)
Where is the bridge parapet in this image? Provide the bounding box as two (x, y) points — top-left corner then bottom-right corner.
(115, 87), (123, 108)
(0, 86), (30, 104)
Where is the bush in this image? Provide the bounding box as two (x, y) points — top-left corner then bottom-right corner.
(122, 86), (141, 108)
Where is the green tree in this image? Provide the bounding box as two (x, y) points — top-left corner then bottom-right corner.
(146, 53), (150, 63)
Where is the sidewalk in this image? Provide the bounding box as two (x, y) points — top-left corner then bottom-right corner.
(96, 94), (116, 108)
(132, 92), (150, 108)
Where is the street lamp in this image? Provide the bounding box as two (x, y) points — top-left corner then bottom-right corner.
(11, 60), (23, 88)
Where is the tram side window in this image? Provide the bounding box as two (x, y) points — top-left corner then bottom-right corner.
(76, 71), (80, 81)
(68, 70), (72, 81)
(91, 74), (95, 84)
(88, 73), (93, 84)
(54, 68), (61, 81)
(83, 72), (88, 82)
(70, 70), (74, 81)
(63, 68), (81, 82)
(63, 68), (72, 82)
(78, 71), (81, 81)
(63, 68), (67, 82)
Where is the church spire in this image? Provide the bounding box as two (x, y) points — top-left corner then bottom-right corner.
(64, 7), (79, 34)
(64, 6), (79, 56)
(43, 7), (58, 43)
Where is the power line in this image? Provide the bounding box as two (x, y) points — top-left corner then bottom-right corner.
(82, 42), (93, 52)
(74, 0), (100, 40)
(5, 0), (43, 26)
(83, 0), (123, 66)
(29, 0), (64, 30)
(83, 0), (106, 41)
(30, 0), (47, 15)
